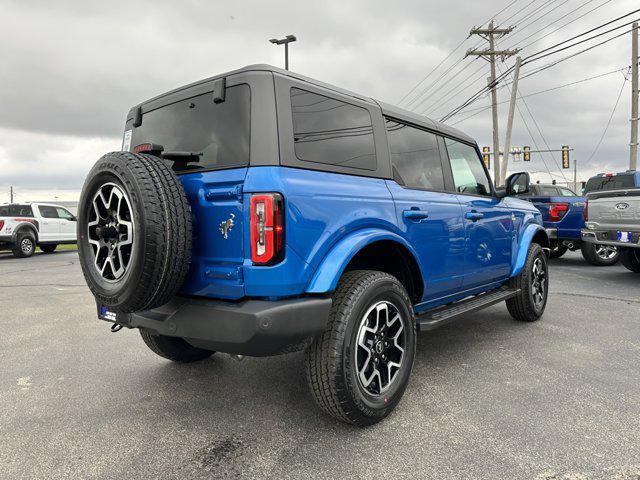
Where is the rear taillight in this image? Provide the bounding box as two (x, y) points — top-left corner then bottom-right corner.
(0, 220), (4, 231)
(548, 203), (569, 222)
(250, 193), (284, 265)
(584, 200), (589, 222)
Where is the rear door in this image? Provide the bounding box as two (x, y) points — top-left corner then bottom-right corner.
(384, 119), (465, 301)
(443, 138), (513, 288)
(125, 71), (276, 300)
(36, 205), (61, 241)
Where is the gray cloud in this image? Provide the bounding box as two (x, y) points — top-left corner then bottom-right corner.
(0, 0), (637, 196)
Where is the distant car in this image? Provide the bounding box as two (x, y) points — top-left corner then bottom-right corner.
(0, 203), (77, 258)
(517, 183), (620, 266)
(581, 171), (640, 274)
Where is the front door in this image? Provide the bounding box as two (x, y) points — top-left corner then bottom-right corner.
(385, 119), (465, 302)
(442, 138), (513, 289)
(55, 207), (77, 241)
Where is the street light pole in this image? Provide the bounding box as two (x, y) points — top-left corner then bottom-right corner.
(269, 34), (297, 70)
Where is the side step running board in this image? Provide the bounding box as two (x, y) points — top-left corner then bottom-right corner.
(416, 287), (520, 331)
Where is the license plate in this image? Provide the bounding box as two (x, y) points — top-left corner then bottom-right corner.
(617, 231), (633, 243)
(97, 304), (119, 322)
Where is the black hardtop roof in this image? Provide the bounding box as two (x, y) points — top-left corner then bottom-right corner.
(132, 64), (476, 145)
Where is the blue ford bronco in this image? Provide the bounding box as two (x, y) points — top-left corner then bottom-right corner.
(78, 65), (550, 426)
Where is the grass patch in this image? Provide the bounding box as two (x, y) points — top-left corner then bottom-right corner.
(37, 243), (77, 253)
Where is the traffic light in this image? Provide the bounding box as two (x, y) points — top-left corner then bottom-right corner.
(562, 146), (570, 169)
(482, 146), (490, 169)
(523, 146), (531, 162)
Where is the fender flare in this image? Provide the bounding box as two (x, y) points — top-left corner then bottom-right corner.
(12, 222), (39, 243)
(306, 228), (423, 294)
(511, 224), (549, 277)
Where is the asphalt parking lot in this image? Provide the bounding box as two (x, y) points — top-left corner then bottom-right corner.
(1, 250), (639, 479)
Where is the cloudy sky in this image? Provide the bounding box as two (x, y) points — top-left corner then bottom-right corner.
(1, 0), (638, 202)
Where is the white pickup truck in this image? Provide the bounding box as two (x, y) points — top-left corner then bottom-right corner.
(581, 171), (640, 273)
(0, 203), (77, 258)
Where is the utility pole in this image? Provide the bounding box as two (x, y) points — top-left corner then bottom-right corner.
(269, 34), (297, 70)
(573, 159), (578, 193)
(502, 56), (522, 185)
(467, 20), (520, 185)
(10, 186), (13, 203)
(631, 22), (638, 170)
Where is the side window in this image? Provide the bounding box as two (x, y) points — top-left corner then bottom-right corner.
(56, 207), (75, 220)
(445, 138), (492, 196)
(39, 206), (59, 219)
(385, 119), (445, 191)
(290, 88), (376, 170)
(559, 187), (576, 197)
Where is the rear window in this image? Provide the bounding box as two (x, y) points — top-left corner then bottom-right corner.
(0, 205), (33, 217)
(130, 84), (250, 173)
(290, 88), (376, 171)
(585, 174), (635, 193)
(541, 186), (559, 195)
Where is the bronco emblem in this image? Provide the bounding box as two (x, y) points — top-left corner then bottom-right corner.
(219, 213), (235, 239)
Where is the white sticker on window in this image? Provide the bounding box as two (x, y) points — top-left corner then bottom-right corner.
(122, 130), (132, 152)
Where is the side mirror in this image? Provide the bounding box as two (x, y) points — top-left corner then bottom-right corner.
(506, 172), (530, 196)
(69, 215), (77, 222)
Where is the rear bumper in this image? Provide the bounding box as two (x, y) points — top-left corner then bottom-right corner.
(581, 229), (640, 249)
(108, 296), (332, 357)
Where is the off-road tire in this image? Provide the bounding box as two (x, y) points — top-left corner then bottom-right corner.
(506, 243), (548, 322)
(40, 244), (57, 254)
(77, 151), (192, 313)
(549, 242), (568, 259)
(620, 248), (640, 273)
(140, 329), (214, 363)
(580, 242), (619, 266)
(305, 270), (416, 427)
(12, 230), (36, 258)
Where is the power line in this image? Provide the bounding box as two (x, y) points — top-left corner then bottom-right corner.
(451, 66), (628, 124)
(397, 37), (468, 106)
(586, 73), (629, 162)
(441, 19), (637, 121)
(515, 0), (612, 50)
(398, 0), (530, 106)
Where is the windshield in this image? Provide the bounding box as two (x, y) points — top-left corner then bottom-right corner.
(0, 204), (34, 217)
(129, 84), (250, 173)
(584, 174), (635, 193)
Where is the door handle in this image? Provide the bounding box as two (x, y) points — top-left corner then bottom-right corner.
(403, 210), (429, 221)
(465, 211), (484, 221)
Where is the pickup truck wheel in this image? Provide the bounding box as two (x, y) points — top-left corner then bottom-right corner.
(305, 270), (416, 427)
(620, 249), (640, 273)
(506, 243), (548, 322)
(12, 231), (36, 258)
(140, 329), (215, 363)
(580, 242), (620, 266)
(549, 242), (568, 259)
(40, 244), (57, 254)
(77, 151), (192, 313)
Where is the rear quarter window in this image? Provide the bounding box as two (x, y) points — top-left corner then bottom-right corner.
(0, 205), (34, 217)
(290, 88), (376, 171)
(130, 84), (251, 173)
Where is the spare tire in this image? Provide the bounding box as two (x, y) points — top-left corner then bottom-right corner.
(77, 151), (192, 313)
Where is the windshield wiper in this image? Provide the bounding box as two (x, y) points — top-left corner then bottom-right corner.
(161, 151), (203, 163)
